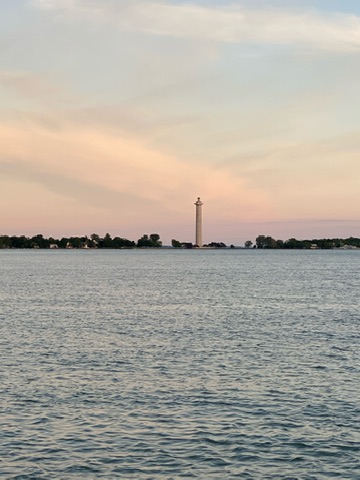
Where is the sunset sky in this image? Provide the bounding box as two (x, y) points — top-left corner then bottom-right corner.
(1, 0), (360, 244)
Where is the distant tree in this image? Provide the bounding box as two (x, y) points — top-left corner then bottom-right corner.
(103, 233), (113, 248)
(68, 236), (81, 248)
(87, 238), (96, 248)
(59, 237), (68, 248)
(137, 233), (162, 247)
(90, 233), (100, 243)
(149, 233), (162, 247)
(138, 234), (153, 247)
(137, 234), (151, 248)
(255, 235), (266, 248)
(31, 234), (49, 249)
(284, 238), (306, 249)
(0, 235), (11, 248)
(245, 240), (253, 248)
(314, 238), (333, 249)
(149, 233), (159, 243)
(10, 235), (30, 248)
(206, 242), (227, 248)
(264, 236), (277, 249)
(112, 236), (135, 248)
(123, 238), (136, 248)
(284, 238), (297, 249)
(254, 236), (277, 248)
(332, 238), (343, 248)
(171, 239), (182, 248)
(345, 237), (360, 247)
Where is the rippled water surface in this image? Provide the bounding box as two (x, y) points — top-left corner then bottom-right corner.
(1, 249), (360, 479)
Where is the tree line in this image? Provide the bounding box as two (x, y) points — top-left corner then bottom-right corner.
(0, 233), (162, 249)
(249, 235), (360, 249)
(0, 232), (359, 250)
(171, 239), (229, 249)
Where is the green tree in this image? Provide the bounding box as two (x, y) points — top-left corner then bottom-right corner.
(103, 233), (113, 248)
(150, 233), (162, 247)
(171, 239), (182, 248)
(137, 234), (151, 247)
(59, 237), (69, 248)
(31, 234), (49, 249)
(207, 242), (227, 248)
(137, 233), (162, 247)
(256, 235), (266, 248)
(68, 237), (81, 248)
(264, 236), (277, 249)
(10, 235), (30, 248)
(90, 233), (100, 243)
(245, 240), (253, 248)
(112, 237), (135, 248)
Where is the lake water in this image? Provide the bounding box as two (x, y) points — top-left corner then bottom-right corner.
(0, 249), (359, 479)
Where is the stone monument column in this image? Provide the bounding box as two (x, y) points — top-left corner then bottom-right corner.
(194, 197), (203, 247)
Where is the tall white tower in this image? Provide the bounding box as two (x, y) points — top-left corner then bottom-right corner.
(194, 197), (203, 247)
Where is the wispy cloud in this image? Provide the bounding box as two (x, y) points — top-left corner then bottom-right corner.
(0, 157), (158, 210)
(0, 116), (270, 219)
(31, 0), (360, 51)
(0, 70), (62, 99)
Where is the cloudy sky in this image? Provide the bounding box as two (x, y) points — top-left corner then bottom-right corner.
(1, 0), (360, 244)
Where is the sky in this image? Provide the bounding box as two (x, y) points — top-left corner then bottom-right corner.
(1, 0), (360, 245)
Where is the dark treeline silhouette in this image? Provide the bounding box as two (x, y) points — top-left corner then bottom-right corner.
(1, 232), (359, 250)
(0, 233), (162, 249)
(206, 242), (227, 248)
(253, 235), (360, 249)
(171, 239), (228, 249)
